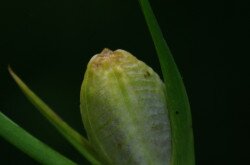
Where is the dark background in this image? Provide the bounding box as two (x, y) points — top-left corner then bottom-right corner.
(0, 0), (249, 164)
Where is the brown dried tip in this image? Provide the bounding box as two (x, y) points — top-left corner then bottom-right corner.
(99, 48), (113, 57)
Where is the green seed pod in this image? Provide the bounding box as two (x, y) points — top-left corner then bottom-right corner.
(80, 49), (171, 165)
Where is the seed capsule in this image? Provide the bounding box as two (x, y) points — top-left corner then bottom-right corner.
(80, 49), (171, 165)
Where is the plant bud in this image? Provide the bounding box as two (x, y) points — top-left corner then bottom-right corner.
(80, 48), (171, 165)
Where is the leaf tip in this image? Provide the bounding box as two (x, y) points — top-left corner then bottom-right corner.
(8, 66), (22, 85)
(8, 65), (16, 79)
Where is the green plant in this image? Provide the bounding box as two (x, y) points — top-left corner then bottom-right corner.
(0, 0), (194, 164)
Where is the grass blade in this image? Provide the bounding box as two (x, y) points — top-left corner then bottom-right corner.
(8, 67), (102, 165)
(0, 112), (77, 165)
(138, 0), (195, 164)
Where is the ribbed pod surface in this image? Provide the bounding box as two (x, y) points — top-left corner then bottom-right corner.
(80, 49), (171, 165)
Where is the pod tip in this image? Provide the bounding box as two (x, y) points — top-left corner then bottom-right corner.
(100, 48), (113, 57)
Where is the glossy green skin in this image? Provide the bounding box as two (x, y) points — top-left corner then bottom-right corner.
(80, 49), (171, 165)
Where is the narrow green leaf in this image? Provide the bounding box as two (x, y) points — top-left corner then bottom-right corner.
(8, 67), (102, 165)
(0, 112), (77, 165)
(138, 0), (195, 165)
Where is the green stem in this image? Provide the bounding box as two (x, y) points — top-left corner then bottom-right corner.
(0, 112), (77, 165)
(8, 67), (102, 165)
(138, 0), (195, 164)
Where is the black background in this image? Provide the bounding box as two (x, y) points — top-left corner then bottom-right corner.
(0, 0), (249, 164)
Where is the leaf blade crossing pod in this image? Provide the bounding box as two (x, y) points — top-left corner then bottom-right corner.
(80, 49), (171, 165)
